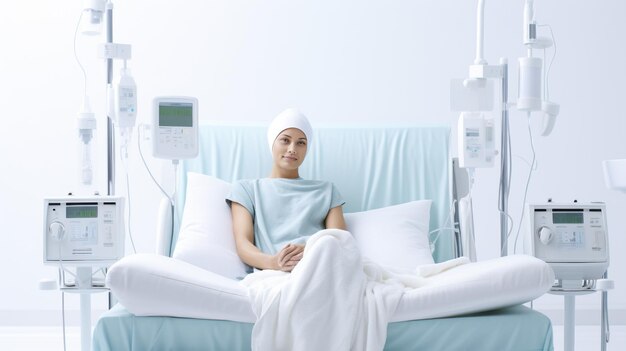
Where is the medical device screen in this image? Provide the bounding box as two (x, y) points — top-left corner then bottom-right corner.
(552, 212), (584, 224)
(66, 205), (98, 219)
(529, 203), (609, 278)
(152, 96), (198, 160)
(159, 103), (193, 127)
(44, 197), (125, 264)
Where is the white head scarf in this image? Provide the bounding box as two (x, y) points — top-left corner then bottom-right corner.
(267, 108), (313, 152)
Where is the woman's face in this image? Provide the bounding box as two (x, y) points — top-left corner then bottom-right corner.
(272, 128), (308, 172)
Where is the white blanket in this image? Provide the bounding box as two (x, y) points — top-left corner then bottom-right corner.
(241, 229), (468, 351)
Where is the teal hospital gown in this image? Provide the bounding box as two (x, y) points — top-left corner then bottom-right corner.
(226, 177), (345, 255)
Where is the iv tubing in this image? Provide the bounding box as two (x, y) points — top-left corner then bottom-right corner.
(73, 11), (87, 97)
(513, 112), (537, 254)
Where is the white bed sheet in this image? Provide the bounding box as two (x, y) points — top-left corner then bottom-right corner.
(107, 253), (554, 323)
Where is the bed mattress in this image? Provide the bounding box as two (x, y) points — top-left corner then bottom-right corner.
(106, 253), (554, 323)
(93, 304), (553, 351)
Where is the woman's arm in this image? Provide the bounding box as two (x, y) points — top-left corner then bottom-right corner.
(325, 206), (347, 230)
(231, 202), (302, 271)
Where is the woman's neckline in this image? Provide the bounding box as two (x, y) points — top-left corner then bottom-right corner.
(265, 176), (303, 180)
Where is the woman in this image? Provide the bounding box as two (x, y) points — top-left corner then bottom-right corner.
(227, 110), (404, 351)
(226, 108), (347, 272)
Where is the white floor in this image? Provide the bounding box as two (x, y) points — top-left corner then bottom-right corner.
(551, 325), (625, 351)
(0, 325), (624, 350)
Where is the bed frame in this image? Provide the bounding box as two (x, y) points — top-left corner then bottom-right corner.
(93, 123), (553, 350)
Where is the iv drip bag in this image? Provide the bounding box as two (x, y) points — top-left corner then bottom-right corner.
(77, 99), (97, 186)
(517, 57), (542, 111)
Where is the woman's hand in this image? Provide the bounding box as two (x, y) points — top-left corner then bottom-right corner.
(274, 244), (305, 272)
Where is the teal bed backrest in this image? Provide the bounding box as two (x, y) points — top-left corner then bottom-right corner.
(176, 123), (454, 262)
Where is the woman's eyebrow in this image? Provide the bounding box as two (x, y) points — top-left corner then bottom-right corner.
(280, 133), (306, 141)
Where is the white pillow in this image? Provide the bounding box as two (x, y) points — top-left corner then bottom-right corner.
(345, 200), (433, 273)
(173, 173), (248, 279)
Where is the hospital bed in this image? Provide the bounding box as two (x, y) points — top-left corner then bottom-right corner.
(93, 124), (554, 350)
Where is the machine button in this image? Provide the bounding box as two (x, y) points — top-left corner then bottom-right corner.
(539, 226), (553, 245)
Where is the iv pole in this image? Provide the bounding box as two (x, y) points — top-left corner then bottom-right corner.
(104, 0), (116, 312)
(468, 0), (510, 255)
(106, 2), (115, 199)
(498, 61), (510, 257)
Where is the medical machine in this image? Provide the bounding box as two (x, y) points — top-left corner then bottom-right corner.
(44, 195), (125, 266)
(527, 201), (613, 351)
(520, 5), (560, 148)
(43, 194), (125, 351)
(113, 67), (137, 129)
(457, 112), (496, 168)
(519, 0), (560, 136)
(527, 202), (609, 281)
(77, 98), (97, 186)
(102, 44), (136, 132)
(152, 96), (199, 160)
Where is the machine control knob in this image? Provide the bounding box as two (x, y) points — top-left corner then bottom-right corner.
(538, 226), (553, 245)
(49, 221), (65, 241)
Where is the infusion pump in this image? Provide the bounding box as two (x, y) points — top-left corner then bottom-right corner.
(527, 202), (609, 281)
(152, 96), (199, 160)
(43, 196), (125, 266)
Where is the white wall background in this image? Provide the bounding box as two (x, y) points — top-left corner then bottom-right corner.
(0, 0), (624, 326)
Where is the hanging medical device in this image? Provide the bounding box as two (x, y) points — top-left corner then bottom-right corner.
(74, 0), (107, 187)
(457, 0), (509, 173)
(80, 0), (105, 36)
(518, 0), (560, 136)
(44, 196), (125, 265)
(104, 43), (136, 159)
(458, 112), (496, 168)
(451, 0), (562, 257)
(101, 43), (135, 134)
(77, 97), (97, 185)
(449, 0), (510, 258)
(113, 67), (137, 129)
(152, 96), (199, 160)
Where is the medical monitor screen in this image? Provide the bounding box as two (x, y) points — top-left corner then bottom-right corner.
(552, 212), (584, 224)
(66, 205), (98, 218)
(159, 103), (193, 127)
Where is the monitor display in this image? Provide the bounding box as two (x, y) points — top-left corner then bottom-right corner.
(159, 103), (193, 127)
(552, 212), (584, 224)
(66, 205), (98, 219)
